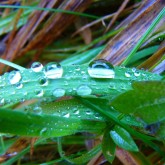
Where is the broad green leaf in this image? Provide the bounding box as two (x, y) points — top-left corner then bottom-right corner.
(111, 81), (165, 124)
(0, 109), (105, 137)
(102, 128), (116, 163)
(0, 64), (161, 106)
(110, 125), (139, 152)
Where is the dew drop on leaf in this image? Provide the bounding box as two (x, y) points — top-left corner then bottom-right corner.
(0, 98), (4, 105)
(88, 59), (115, 78)
(16, 82), (23, 89)
(31, 62), (43, 72)
(8, 71), (21, 85)
(33, 106), (42, 114)
(76, 85), (92, 96)
(35, 89), (44, 97)
(125, 71), (131, 78)
(134, 71), (140, 77)
(39, 77), (48, 86)
(44, 62), (63, 79)
(53, 88), (65, 97)
(63, 113), (70, 118)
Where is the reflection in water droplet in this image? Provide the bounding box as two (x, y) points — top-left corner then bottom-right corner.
(53, 88), (65, 97)
(77, 85), (92, 96)
(35, 89), (44, 97)
(8, 71), (21, 84)
(39, 77), (48, 86)
(88, 59), (115, 78)
(31, 62), (43, 72)
(44, 62), (63, 79)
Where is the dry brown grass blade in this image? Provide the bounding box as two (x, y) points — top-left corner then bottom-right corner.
(21, 0), (92, 52)
(115, 147), (151, 165)
(74, 17), (92, 44)
(138, 40), (165, 73)
(1, 0), (58, 71)
(0, 137), (32, 163)
(1, 0), (92, 72)
(96, 0), (165, 66)
(105, 0), (130, 33)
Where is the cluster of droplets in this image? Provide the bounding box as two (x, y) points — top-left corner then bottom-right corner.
(51, 104), (104, 120)
(2, 59), (159, 106)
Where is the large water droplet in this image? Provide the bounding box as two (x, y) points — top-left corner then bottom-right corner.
(31, 62), (43, 72)
(44, 62), (63, 79)
(53, 88), (65, 97)
(8, 71), (21, 85)
(88, 59), (115, 78)
(77, 85), (92, 96)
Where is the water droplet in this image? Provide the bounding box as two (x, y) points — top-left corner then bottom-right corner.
(8, 71), (21, 85)
(35, 89), (44, 97)
(132, 68), (136, 72)
(16, 82), (23, 89)
(73, 108), (79, 115)
(88, 59), (115, 78)
(77, 85), (92, 96)
(63, 113), (70, 118)
(86, 110), (92, 115)
(125, 71), (131, 78)
(39, 77), (48, 86)
(0, 98), (4, 105)
(53, 88), (65, 97)
(44, 62), (63, 79)
(40, 127), (47, 135)
(134, 71), (140, 77)
(31, 62), (43, 72)
(75, 66), (80, 71)
(33, 106), (42, 114)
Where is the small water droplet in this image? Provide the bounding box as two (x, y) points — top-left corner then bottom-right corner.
(75, 66), (80, 71)
(39, 77), (48, 86)
(31, 62), (43, 72)
(63, 113), (70, 118)
(0, 98), (4, 105)
(33, 106), (42, 114)
(77, 85), (92, 96)
(73, 108), (79, 115)
(16, 82), (23, 89)
(86, 110), (92, 115)
(8, 71), (21, 85)
(53, 88), (65, 97)
(132, 68), (136, 72)
(35, 89), (44, 97)
(40, 127), (47, 135)
(125, 71), (131, 78)
(44, 62), (63, 79)
(88, 59), (115, 78)
(134, 71), (140, 77)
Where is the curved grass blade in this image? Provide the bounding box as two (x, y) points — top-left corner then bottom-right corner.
(57, 137), (102, 164)
(0, 108), (105, 137)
